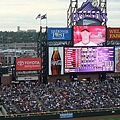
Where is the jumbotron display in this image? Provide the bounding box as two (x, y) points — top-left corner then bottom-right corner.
(74, 26), (106, 46)
(65, 47), (114, 73)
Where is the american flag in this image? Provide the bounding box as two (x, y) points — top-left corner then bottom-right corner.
(36, 14), (41, 19)
(41, 14), (47, 20)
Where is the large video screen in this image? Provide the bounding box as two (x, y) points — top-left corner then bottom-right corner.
(74, 26), (106, 46)
(115, 46), (120, 72)
(65, 47), (114, 73)
(48, 47), (64, 75)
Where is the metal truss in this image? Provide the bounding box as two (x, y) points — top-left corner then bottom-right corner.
(37, 26), (48, 83)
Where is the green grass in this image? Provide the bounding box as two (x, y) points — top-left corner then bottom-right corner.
(88, 118), (120, 120)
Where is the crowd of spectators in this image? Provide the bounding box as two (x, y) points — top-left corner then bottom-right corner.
(0, 82), (46, 114)
(0, 78), (120, 114)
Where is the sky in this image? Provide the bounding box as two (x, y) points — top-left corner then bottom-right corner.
(0, 0), (120, 32)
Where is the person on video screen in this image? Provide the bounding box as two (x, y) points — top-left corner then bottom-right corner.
(74, 29), (97, 46)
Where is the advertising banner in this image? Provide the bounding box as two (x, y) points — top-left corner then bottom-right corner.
(48, 47), (64, 75)
(47, 41), (72, 46)
(16, 58), (41, 71)
(74, 26), (106, 46)
(47, 28), (72, 40)
(16, 71), (38, 75)
(60, 113), (73, 119)
(115, 46), (120, 72)
(107, 28), (120, 40)
(17, 76), (38, 81)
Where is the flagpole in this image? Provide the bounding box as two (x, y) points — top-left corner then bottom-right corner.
(36, 13), (41, 27)
(40, 18), (41, 27)
(41, 14), (47, 26)
(15, 42), (16, 58)
(46, 13), (47, 26)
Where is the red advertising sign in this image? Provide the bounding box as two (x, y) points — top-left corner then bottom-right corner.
(107, 28), (120, 40)
(16, 58), (41, 71)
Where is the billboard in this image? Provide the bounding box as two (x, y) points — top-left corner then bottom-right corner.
(48, 47), (64, 75)
(47, 28), (72, 40)
(74, 26), (106, 46)
(47, 41), (72, 46)
(17, 76), (38, 81)
(60, 113), (73, 119)
(107, 28), (120, 40)
(115, 46), (120, 72)
(65, 47), (114, 73)
(16, 58), (41, 71)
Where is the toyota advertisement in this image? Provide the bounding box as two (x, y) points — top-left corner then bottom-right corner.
(16, 58), (42, 71)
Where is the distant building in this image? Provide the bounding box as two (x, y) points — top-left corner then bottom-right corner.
(17, 26), (20, 32)
(0, 53), (4, 65)
(1, 49), (37, 65)
(17, 26), (36, 33)
(0, 43), (37, 50)
(27, 29), (36, 32)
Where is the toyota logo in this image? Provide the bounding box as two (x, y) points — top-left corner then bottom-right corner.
(17, 61), (24, 66)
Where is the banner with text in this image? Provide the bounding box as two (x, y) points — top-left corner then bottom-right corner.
(16, 58), (41, 71)
(107, 28), (120, 40)
(47, 28), (72, 40)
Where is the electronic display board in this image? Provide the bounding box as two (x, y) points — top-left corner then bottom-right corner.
(48, 47), (64, 75)
(115, 46), (120, 72)
(65, 47), (114, 73)
(74, 26), (106, 46)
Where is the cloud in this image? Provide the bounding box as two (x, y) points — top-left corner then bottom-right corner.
(0, 0), (120, 31)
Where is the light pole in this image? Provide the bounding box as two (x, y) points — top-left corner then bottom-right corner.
(0, 36), (3, 44)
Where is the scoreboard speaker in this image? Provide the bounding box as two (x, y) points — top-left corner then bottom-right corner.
(43, 76), (48, 84)
(99, 73), (106, 81)
(0, 77), (1, 85)
(70, 74), (78, 81)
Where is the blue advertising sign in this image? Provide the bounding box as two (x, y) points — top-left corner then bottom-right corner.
(60, 113), (73, 119)
(47, 28), (72, 40)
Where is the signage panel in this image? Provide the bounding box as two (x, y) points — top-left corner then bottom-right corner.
(48, 47), (64, 75)
(47, 41), (72, 46)
(16, 58), (41, 71)
(17, 76), (38, 81)
(47, 28), (72, 40)
(60, 113), (73, 119)
(72, 0), (107, 23)
(107, 28), (120, 40)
